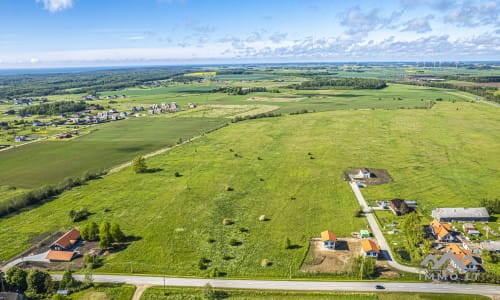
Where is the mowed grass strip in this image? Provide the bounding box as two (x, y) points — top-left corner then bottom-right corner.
(0, 116), (227, 189)
(0, 101), (498, 278)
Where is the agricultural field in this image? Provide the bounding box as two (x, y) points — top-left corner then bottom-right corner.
(141, 287), (489, 300)
(69, 284), (136, 300)
(0, 101), (498, 279)
(0, 115), (227, 189)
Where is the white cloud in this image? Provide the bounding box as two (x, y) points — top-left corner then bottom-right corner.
(401, 15), (434, 33)
(340, 6), (402, 35)
(36, 0), (74, 13)
(30, 57), (40, 63)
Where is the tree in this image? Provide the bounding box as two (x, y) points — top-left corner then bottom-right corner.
(59, 269), (78, 290)
(99, 221), (112, 249)
(131, 155), (147, 174)
(110, 223), (125, 242)
(80, 222), (99, 241)
(203, 283), (215, 300)
(5, 267), (27, 292)
(26, 269), (51, 295)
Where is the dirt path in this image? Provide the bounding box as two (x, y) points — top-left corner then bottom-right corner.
(132, 285), (151, 300)
(107, 134), (205, 174)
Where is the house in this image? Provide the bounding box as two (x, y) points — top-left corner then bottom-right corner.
(429, 219), (455, 242)
(361, 239), (380, 258)
(462, 223), (480, 236)
(14, 136), (26, 142)
(389, 199), (412, 216)
(320, 230), (337, 250)
(46, 250), (76, 262)
(444, 243), (480, 272)
(50, 228), (81, 251)
(480, 241), (500, 254)
(431, 207), (490, 222)
(360, 230), (370, 238)
(421, 251), (479, 273)
(352, 168), (371, 179)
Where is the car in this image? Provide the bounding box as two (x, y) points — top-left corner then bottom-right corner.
(375, 285), (385, 290)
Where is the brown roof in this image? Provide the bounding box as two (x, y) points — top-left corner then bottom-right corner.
(430, 219), (452, 239)
(320, 230), (337, 242)
(46, 250), (75, 262)
(362, 239), (380, 253)
(52, 228), (80, 249)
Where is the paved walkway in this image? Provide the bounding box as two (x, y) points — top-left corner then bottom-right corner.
(1, 251), (49, 272)
(349, 182), (422, 274)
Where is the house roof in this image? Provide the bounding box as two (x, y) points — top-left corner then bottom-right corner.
(46, 250), (75, 262)
(431, 207), (490, 220)
(51, 228), (80, 249)
(320, 230), (337, 242)
(430, 219), (452, 239)
(390, 199), (405, 209)
(362, 239), (380, 253)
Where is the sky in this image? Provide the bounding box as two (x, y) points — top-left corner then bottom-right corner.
(0, 0), (498, 68)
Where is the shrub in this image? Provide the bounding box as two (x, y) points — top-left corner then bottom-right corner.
(174, 171), (182, 177)
(131, 155), (147, 173)
(284, 237), (291, 250)
(229, 239), (239, 246)
(225, 186), (234, 191)
(69, 208), (89, 222)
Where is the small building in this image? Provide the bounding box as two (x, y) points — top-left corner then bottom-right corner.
(56, 290), (71, 296)
(50, 228), (81, 251)
(352, 168), (371, 179)
(389, 199), (409, 216)
(480, 241), (500, 254)
(361, 239), (380, 258)
(14, 136), (26, 142)
(0, 292), (25, 300)
(431, 207), (490, 222)
(462, 223), (480, 236)
(360, 230), (370, 238)
(320, 230), (337, 250)
(46, 250), (76, 262)
(430, 219), (454, 242)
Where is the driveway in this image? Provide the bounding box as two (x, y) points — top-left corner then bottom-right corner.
(1, 251), (49, 272)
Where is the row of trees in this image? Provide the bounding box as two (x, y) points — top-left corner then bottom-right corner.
(211, 86), (269, 95)
(0, 170), (105, 218)
(400, 212), (430, 262)
(405, 80), (500, 104)
(479, 198), (500, 214)
(288, 77), (388, 90)
(80, 221), (125, 249)
(18, 101), (87, 116)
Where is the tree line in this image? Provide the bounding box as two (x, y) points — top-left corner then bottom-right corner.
(18, 101), (87, 116)
(287, 77), (388, 90)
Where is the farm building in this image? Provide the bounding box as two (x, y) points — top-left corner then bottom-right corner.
(361, 239), (380, 258)
(50, 228), (81, 251)
(462, 223), (480, 236)
(46, 250), (76, 262)
(429, 219), (455, 242)
(480, 241), (500, 253)
(360, 230), (370, 238)
(320, 230), (337, 250)
(431, 207), (490, 222)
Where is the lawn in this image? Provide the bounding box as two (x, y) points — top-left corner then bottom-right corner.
(0, 101), (498, 279)
(0, 115), (227, 189)
(141, 287), (489, 300)
(69, 284), (136, 300)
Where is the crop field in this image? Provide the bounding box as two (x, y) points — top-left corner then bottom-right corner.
(0, 101), (498, 278)
(142, 287), (489, 300)
(0, 115), (227, 189)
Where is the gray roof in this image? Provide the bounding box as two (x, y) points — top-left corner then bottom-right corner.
(431, 207), (490, 219)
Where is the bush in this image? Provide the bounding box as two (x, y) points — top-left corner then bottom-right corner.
(229, 239), (240, 246)
(69, 208), (89, 222)
(131, 155), (147, 173)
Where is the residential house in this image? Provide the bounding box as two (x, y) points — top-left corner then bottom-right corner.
(46, 250), (76, 262)
(421, 251), (479, 273)
(50, 228), (81, 251)
(462, 223), (480, 236)
(320, 230), (337, 250)
(389, 199), (412, 216)
(361, 239), (380, 258)
(430, 219), (455, 242)
(444, 243), (480, 272)
(431, 207), (490, 222)
(352, 168), (371, 179)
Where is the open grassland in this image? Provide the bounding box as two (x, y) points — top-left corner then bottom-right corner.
(0, 101), (498, 278)
(142, 287), (489, 300)
(69, 284), (136, 300)
(0, 115), (227, 189)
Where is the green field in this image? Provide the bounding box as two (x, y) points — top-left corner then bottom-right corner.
(69, 284), (136, 300)
(0, 101), (498, 278)
(141, 287), (489, 300)
(0, 115), (227, 189)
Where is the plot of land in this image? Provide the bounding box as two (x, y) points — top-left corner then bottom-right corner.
(247, 96), (306, 102)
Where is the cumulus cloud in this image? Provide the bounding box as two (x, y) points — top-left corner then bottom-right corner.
(36, 0), (73, 13)
(340, 6), (402, 35)
(269, 32), (288, 43)
(401, 15), (434, 33)
(401, 0), (456, 11)
(446, 1), (499, 27)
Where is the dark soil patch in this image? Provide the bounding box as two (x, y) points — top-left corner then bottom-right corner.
(344, 168), (393, 185)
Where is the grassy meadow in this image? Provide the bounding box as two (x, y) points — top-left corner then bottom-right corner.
(141, 287), (489, 300)
(0, 101), (498, 279)
(69, 284), (136, 300)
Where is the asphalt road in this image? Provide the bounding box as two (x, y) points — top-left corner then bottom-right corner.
(60, 274), (499, 296)
(349, 181), (422, 274)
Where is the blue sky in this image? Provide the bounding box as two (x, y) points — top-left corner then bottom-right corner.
(0, 0), (498, 68)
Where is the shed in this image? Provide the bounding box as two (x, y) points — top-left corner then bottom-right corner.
(360, 230), (370, 238)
